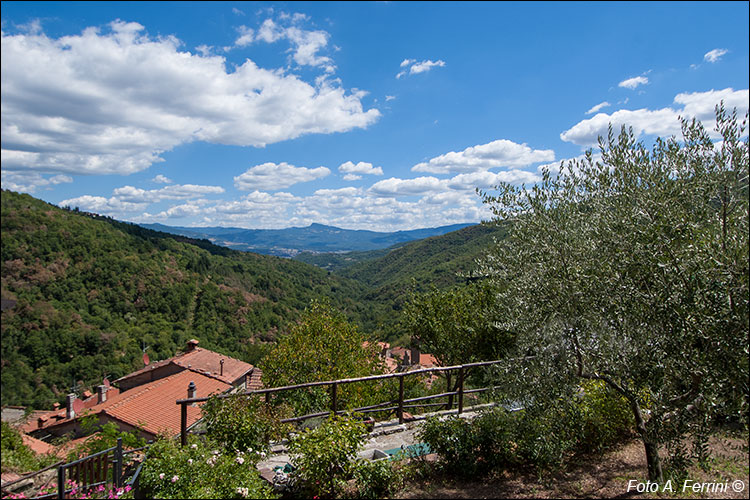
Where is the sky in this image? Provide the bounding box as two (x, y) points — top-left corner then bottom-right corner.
(1, 1), (748, 231)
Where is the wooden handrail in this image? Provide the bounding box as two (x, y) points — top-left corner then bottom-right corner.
(177, 356), (534, 445)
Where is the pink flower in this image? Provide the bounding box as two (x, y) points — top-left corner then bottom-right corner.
(235, 456), (245, 464)
(171, 475), (179, 483)
(159, 473), (165, 480)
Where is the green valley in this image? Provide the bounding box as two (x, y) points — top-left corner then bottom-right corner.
(1, 190), (495, 409)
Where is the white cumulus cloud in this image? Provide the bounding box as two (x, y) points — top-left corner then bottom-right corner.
(1, 20), (379, 177)
(396, 59), (446, 79)
(704, 48), (728, 63)
(561, 88), (749, 147)
(338, 161), (383, 178)
(618, 76), (649, 89)
(412, 139), (554, 174)
(586, 101), (610, 115)
(233, 162), (331, 191)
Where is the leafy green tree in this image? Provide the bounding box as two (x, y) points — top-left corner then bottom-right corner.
(403, 280), (514, 366)
(260, 301), (384, 416)
(478, 105), (748, 482)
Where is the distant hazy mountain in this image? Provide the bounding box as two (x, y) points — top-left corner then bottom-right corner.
(139, 222), (476, 256)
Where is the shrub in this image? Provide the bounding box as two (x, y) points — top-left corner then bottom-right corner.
(416, 415), (479, 475)
(352, 458), (405, 499)
(201, 393), (289, 456)
(1, 421), (58, 473)
(287, 415), (366, 498)
(417, 386), (635, 477)
(138, 436), (276, 499)
(572, 380), (634, 453)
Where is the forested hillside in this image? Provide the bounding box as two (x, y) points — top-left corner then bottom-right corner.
(0, 191), (376, 409)
(331, 224), (508, 343)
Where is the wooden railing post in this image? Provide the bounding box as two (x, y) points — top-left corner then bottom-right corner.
(331, 382), (338, 417)
(57, 464), (64, 499)
(446, 371), (453, 410)
(457, 366), (465, 414)
(114, 437), (123, 489)
(180, 402), (188, 447)
(398, 374), (404, 424)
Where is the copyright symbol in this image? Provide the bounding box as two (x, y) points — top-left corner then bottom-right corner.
(732, 480), (745, 493)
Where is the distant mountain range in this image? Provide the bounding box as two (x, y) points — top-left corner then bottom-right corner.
(139, 222), (476, 257)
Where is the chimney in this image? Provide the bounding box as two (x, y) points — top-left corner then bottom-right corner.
(220, 359), (224, 377)
(96, 385), (108, 404)
(410, 345), (420, 367)
(66, 394), (77, 419)
(186, 339), (199, 352)
(37, 416), (48, 429)
(187, 381), (196, 401)
(52, 402), (60, 410)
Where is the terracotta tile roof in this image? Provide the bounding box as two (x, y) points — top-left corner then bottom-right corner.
(174, 348), (254, 383)
(418, 353), (439, 368)
(114, 347), (254, 387)
(21, 434), (55, 455)
(246, 368), (264, 391)
(389, 346), (409, 361)
(28, 371), (230, 438)
(100, 370), (231, 437)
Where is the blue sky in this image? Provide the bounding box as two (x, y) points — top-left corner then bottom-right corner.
(2, 1), (748, 231)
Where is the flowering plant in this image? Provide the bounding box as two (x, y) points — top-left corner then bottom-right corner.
(138, 436), (275, 499)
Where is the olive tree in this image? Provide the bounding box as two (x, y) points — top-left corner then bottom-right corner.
(479, 105), (748, 482)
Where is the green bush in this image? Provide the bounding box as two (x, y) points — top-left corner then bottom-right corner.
(138, 436), (276, 499)
(417, 385), (635, 477)
(572, 380), (634, 453)
(352, 458), (405, 499)
(416, 415), (479, 475)
(288, 415), (366, 498)
(201, 393), (290, 457)
(1, 421), (58, 473)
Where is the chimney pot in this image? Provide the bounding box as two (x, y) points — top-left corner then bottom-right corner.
(187, 381), (197, 400)
(220, 359), (224, 376)
(96, 385), (108, 404)
(186, 339), (199, 351)
(66, 394), (76, 419)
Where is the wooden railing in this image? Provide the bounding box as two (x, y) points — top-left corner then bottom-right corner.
(176, 358), (523, 446)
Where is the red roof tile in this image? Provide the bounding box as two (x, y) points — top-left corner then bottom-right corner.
(246, 368), (264, 391)
(101, 370), (231, 437)
(27, 371), (231, 438)
(419, 353), (439, 368)
(114, 347), (253, 387)
(21, 434), (55, 455)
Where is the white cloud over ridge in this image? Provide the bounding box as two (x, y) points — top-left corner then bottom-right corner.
(561, 88), (749, 147)
(1, 171), (72, 194)
(412, 139), (554, 174)
(233, 162), (331, 191)
(1, 20), (379, 177)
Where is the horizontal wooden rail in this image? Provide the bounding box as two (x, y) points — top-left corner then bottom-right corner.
(177, 356), (533, 445)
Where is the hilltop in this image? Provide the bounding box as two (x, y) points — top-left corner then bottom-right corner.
(140, 222), (474, 257)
